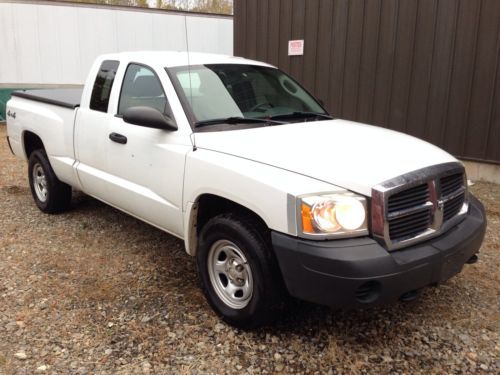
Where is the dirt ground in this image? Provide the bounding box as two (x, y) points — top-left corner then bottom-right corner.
(0, 124), (498, 374)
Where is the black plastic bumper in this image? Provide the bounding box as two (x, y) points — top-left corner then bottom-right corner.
(272, 194), (487, 308)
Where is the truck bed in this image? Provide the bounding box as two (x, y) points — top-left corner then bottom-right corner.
(11, 88), (83, 109)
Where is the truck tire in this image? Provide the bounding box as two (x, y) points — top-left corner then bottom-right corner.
(28, 149), (72, 214)
(197, 213), (285, 329)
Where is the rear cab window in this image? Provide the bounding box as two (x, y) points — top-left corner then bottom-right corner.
(90, 60), (120, 112)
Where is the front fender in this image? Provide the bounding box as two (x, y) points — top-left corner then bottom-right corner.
(182, 149), (341, 254)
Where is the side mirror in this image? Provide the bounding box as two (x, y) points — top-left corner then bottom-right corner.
(123, 106), (177, 131)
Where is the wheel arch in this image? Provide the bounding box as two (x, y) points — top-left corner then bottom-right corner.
(184, 193), (271, 256)
(23, 131), (45, 159)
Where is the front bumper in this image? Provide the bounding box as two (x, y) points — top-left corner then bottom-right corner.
(272, 194), (486, 308)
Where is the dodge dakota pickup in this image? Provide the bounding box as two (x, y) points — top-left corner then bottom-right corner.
(6, 51), (486, 328)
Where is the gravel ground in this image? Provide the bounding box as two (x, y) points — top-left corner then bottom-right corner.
(0, 124), (498, 374)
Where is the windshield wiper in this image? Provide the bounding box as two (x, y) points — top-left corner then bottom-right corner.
(195, 116), (283, 128)
(268, 111), (334, 121)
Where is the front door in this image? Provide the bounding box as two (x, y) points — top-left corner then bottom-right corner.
(103, 63), (190, 236)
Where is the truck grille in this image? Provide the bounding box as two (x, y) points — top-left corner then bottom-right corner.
(371, 163), (468, 250)
(441, 173), (466, 222)
(388, 183), (429, 212)
(387, 184), (432, 241)
(441, 173), (464, 196)
(443, 193), (465, 222)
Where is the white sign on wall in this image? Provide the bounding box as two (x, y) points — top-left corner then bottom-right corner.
(288, 39), (304, 56)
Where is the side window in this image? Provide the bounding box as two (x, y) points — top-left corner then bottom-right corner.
(118, 64), (171, 117)
(90, 60), (119, 112)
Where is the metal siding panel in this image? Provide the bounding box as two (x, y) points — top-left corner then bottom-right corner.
(216, 18), (234, 55)
(302, 0), (320, 93)
(256, 0), (269, 61)
(76, 7), (113, 80)
(37, 6), (63, 84)
(442, 0), (482, 155)
(356, 0), (381, 124)
(486, 53), (500, 162)
(186, 16), (233, 54)
(246, 0), (258, 59)
(13, 4), (42, 84)
(0, 4), (19, 84)
(314, 0), (335, 105)
(424, 0), (459, 146)
(267, 0), (280, 66)
(233, 0), (246, 56)
(463, 0), (500, 159)
(2, 2), (232, 87)
(341, 0), (365, 120)
(290, 0), (306, 82)
(405, 0), (439, 140)
(132, 12), (154, 51)
(56, 6), (83, 84)
(387, 0), (418, 131)
(328, 0), (349, 117)
(151, 14), (170, 50)
(372, 0), (398, 127)
(188, 16), (217, 53)
(115, 11), (137, 52)
(235, 0), (500, 163)
(278, 0), (293, 73)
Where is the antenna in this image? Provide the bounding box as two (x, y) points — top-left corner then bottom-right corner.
(184, 15), (196, 151)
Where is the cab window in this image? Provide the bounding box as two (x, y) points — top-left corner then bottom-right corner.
(118, 64), (172, 117)
(90, 60), (119, 112)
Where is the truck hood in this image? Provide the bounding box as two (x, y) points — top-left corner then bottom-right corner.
(194, 119), (458, 196)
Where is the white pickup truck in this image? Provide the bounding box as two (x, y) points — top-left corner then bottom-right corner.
(6, 51), (486, 328)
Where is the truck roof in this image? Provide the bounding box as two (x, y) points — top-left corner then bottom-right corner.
(97, 51), (275, 68)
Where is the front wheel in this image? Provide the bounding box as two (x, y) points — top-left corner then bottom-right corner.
(28, 149), (72, 213)
(197, 213), (286, 329)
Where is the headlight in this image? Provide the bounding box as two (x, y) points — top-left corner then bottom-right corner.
(299, 193), (368, 238)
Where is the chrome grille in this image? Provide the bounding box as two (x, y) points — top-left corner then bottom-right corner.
(440, 173), (466, 223)
(443, 193), (465, 221)
(440, 173), (464, 196)
(372, 163), (468, 251)
(388, 183), (430, 212)
(388, 208), (433, 240)
(387, 183), (432, 241)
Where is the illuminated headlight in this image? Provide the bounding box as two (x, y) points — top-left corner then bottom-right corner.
(299, 193), (368, 238)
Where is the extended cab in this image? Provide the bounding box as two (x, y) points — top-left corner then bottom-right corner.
(6, 52), (486, 328)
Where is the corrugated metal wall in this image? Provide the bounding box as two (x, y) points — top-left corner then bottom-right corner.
(234, 0), (500, 164)
(0, 0), (233, 85)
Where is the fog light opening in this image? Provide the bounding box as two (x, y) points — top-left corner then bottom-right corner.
(355, 281), (381, 304)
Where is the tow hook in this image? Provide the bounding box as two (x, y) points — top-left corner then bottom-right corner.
(400, 290), (419, 302)
(466, 254), (479, 264)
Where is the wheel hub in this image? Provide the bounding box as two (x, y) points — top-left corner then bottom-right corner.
(226, 259), (245, 286)
(207, 240), (253, 309)
(32, 163), (48, 202)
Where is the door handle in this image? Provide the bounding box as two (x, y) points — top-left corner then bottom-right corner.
(109, 132), (127, 144)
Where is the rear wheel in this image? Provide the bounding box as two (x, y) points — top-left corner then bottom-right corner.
(197, 213), (285, 329)
(28, 149), (72, 213)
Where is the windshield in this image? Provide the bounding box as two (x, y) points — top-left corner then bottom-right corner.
(167, 64), (327, 127)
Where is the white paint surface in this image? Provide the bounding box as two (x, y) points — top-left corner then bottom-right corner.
(0, 2), (233, 85)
